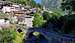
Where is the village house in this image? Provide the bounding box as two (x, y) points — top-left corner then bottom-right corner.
(0, 1), (12, 9)
(13, 11), (25, 16)
(24, 16), (34, 28)
(13, 10), (34, 28)
(0, 2), (37, 28)
(1, 2), (21, 13)
(2, 5), (21, 13)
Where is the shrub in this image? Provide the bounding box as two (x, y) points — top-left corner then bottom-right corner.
(43, 11), (63, 22)
(0, 29), (24, 43)
(33, 13), (45, 28)
(43, 10), (63, 27)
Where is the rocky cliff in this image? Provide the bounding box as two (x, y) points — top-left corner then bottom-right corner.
(41, 0), (62, 10)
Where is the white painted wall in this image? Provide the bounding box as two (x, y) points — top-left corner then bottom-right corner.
(0, 19), (10, 26)
(2, 6), (20, 13)
(2, 6), (11, 13)
(24, 16), (34, 28)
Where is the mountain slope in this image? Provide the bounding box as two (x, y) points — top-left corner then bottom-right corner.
(41, 0), (62, 10)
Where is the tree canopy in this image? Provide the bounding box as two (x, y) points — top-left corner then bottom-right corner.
(6, 0), (42, 8)
(0, 29), (24, 43)
(33, 13), (44, 28)
(43, 11), (63, 22)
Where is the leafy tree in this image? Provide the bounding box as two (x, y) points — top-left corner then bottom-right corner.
(43, 11), (63, 22)
(42, 10), (63, 28)
(13, 32), (24, 43)
(33, 13), (44, 28)
(27, 0), (37, 7)
(7, 0), (38, 7)
(43, 11), (51, 20)
(0, 29), (24, 43)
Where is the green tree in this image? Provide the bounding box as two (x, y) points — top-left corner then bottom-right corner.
(7, 0), (42, 8)
(13, 32), (24, 43)
(0, 29), (24, 43)
(43, 11), (63, 21)
(42, 10), (63, 28)
(43, 11), (52, 21)
(7, 0), (27, 5)
(27, 0), (37, 7)
(33, 13), (44, 28)
(7, 0), (34, 6)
